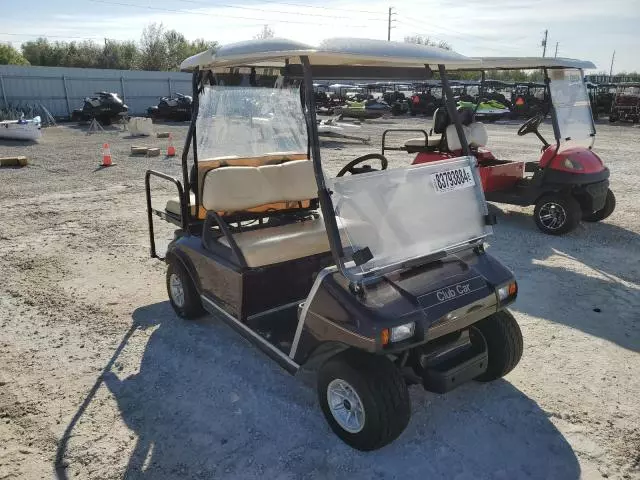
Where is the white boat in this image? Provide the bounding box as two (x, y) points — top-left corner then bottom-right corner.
(0, 116), (42, 141)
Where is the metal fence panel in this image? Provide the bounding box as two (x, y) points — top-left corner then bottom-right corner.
(0, 65), (192, 118)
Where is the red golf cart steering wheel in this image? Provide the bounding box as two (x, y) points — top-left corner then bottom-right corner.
(337, 153), (389, 177)
(517, 114), (545, 137)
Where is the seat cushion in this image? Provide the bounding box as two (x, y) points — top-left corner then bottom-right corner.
(166, 193), (198, 216)
(405, 136), (442, 149)
(218, 215), (330, 267)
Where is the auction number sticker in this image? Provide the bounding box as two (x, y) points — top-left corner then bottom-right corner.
(431, 166), (475, 194)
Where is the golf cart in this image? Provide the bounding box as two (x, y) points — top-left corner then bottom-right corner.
(586, 82), (615, 120)
(511, 82), (549, 119)
(609, 83), (640, 123)
(145, 38), (523, 450)
(383, 57), (614, 235)
(409, 81), (443, 116)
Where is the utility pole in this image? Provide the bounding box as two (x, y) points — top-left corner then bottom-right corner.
(609, 50), (616, 79)
(387, 7), (396, 41)
(541, 29), (548, 57)
(554, 42), (558, 58)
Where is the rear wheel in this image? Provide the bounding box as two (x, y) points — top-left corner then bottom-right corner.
(583, 189), (616, 222)
(475, 310), (523, 382)
(533, 193), (581, 235)
(317, 351), (410, 451)
(166, 258), (204, 319)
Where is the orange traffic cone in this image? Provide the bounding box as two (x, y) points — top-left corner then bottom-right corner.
(167, 134), (176, 157)
(101, 143), (113, 167)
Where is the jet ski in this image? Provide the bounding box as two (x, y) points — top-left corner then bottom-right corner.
(338, 99), (391, 119)
(71, 92), (128, 125)
(147, 93), (192, 121)
(458, 99), (511, 122)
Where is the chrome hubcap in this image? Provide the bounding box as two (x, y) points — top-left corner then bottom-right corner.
(538, 202), (567, 230)
(169, 273), (185, 307)
(327, 379), (365, 433)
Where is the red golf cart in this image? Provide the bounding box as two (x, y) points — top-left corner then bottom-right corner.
(383, 57), (615, 235)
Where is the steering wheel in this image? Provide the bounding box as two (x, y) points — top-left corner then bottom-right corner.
(517, 114), (544, 136)
(337, 153), (388, 177)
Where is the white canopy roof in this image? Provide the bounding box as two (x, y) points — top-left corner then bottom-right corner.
(180, 37), (475, 71)
(451, 57), (596, 71)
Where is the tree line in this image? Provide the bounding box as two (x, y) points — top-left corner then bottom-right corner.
(0, 23), (218, 71)
(2, 27), (639, 82)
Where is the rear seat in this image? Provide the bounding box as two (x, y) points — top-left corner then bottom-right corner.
(165, 152), (309, 219)
(404, 136), (442, 149)
(201, 159), (332, 268)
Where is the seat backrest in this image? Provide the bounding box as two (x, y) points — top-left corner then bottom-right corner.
(445, 124), (468, 152)
(195, 152), (308, 198)
(468, 122), (488, 147)
(202, 159), (317, 214)
(445, 122), (487, 152)
(432, 107), (450, 134)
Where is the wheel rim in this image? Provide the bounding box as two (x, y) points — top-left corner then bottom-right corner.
(169, 273), (185, 308)
(327, 379), (365, 434)
(538, 202), (567, 230)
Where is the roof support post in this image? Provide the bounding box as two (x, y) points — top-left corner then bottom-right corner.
(300, 55), (345, 269)
(437, 64), (471, 157)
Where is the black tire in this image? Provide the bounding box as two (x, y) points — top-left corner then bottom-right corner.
(583, 189), (616, 222)
(317, 351), (410, 451)
(474, 310), (523, 382)
(609, 114), (617, 123)
(533, 193), (581, 235)
(166, 258), (204, 319)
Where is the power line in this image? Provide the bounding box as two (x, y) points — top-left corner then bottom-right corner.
(242, 0), (387, 15)
(395, 17), (529, 49)
(175, 0), (386, 21)
(84, 0), (384, 28)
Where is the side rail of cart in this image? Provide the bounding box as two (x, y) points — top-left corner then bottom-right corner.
(144, 170), (188, 259)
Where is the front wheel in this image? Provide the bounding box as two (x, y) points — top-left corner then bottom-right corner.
(317, 351), (410, 451)
(166, 258), (204, 319)
(583, 189), (616, 222)
(474, 310), (523, 382)
(533, 193), (582, 235)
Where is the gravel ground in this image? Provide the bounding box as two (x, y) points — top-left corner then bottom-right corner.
(0, 118), (638, 480)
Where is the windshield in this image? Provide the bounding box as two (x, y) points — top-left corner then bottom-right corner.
(196, 86), (307, 159)
(548, 68), (595, 142)
(327, 157), (492, 278)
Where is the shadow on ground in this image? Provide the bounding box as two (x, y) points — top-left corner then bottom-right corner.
(489, 205), (640, 351)
(56, 301), (580, 480)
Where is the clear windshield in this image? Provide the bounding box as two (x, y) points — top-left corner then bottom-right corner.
(328, 157), (492, 278)
(196, 86), (307, 159)
(548, 69), (595, 142)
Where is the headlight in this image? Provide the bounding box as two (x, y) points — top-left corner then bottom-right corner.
(497, 282), (518, 302)
(382, 322), (416, 345)
(563, 158), (583, 170)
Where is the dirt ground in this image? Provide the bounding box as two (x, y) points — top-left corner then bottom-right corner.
(0, 117), (638, 480)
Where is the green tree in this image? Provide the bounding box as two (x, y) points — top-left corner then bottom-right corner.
(139, 23), (168, 70)
(100, 39), (139, 69)
(404, 35), (451, 51)
(21, 38), (59, 66)
(0, 43), (29, 65)
(254, 25), (275, 40)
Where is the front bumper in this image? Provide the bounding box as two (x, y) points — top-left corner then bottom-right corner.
(580, 179), (610, 213)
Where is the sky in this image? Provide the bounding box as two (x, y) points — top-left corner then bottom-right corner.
(1, 0), (639, 73)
